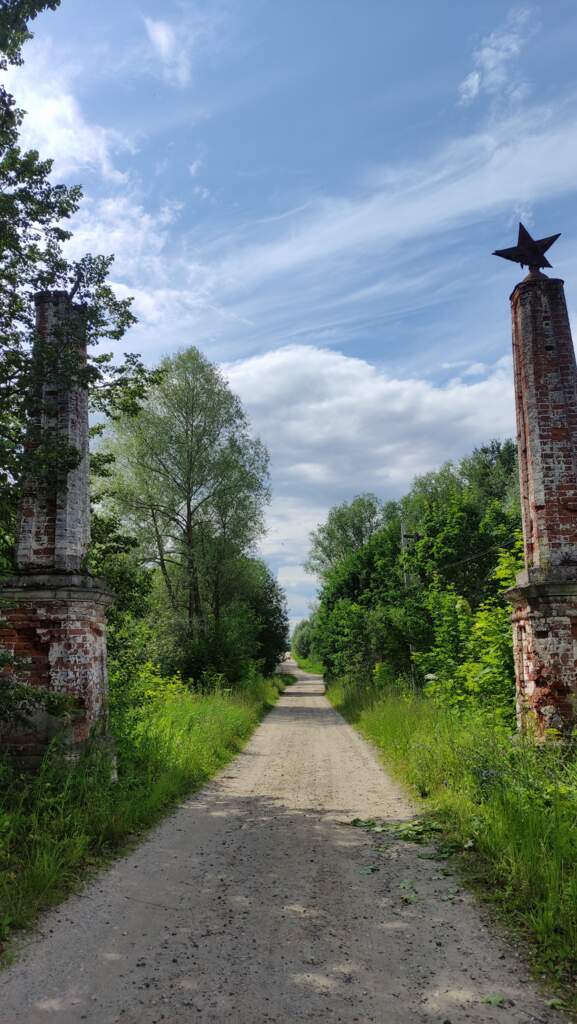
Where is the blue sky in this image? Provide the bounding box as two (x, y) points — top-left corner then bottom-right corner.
(8, 0), (577, 624)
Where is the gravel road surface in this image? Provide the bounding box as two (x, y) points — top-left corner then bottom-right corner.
(0, 661), (560, 1023)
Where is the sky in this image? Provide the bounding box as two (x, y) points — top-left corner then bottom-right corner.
(7, 0), (577, 627)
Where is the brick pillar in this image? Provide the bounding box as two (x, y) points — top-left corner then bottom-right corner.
(16, 291), (90, 573)
(506, 271), (577, 736)
(0, 292), (113, 766)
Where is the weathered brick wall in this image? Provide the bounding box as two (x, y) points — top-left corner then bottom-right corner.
(511, 276), (577, 580)
(16, 291), (90, 574)
(0, 577), (112, 761)
(508, 272), (577, 736)
(509, 583), (577, 735)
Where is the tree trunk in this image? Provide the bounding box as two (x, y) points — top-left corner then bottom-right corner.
(151, 508), (177, 610)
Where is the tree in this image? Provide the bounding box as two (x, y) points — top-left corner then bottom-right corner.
(292, 619), (313, 660)
(0, 1), (61, 68)
(305, 493), (384, 579)
(401, 443), (519, 606)
(103, 347), (271, 677)
(243, 560), (289, 675)
(307, 439), (520, 718)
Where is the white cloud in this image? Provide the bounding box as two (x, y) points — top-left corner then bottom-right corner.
(144, 17), (192, 87)
(66, 194), (177, 281)
(144, 18), (175, 62)
(189, 159), (203, 177)
(458, 7), (535, 106)
(277, 565), (312, 590)
(5, 40), (129, 183)
(143, 9), (226, 89)
(459, 71), (481, 105)
(463, 362), (488, 377)
(224, 344), (515, 618)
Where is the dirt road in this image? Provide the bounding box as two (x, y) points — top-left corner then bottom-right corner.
(0, 662), (559, 1023)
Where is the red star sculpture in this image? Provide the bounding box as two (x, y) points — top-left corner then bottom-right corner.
(493, 222), (560, 270)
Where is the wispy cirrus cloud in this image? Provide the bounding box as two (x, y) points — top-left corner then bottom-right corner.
(52, 87), (577, 370)
(143, 8), (227, 89)
(218, 97), (572, 291)
(458, 7), (536, 106)
(144, 17), (192, 87)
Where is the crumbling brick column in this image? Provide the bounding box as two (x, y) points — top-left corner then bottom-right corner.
(506, 272), (577, 736)
(16, 291), (91, 574)
(0, 291), (113, 765)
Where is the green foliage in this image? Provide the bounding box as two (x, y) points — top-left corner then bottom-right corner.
(0, 679), (74, 727)
(316, 598), (371, 683)
(305, 492), (384, 579)
(291, 620), (325, 674)
(493, 530), (524, 591)
(329, 684), (577, 990)
(108, 649), (186, 717)
(291, 651), (325, 676)
(88, 511), (152, 615)
(292, 618), (314, 659)
(413, 584), (473, 690)
(100, 346), (286, 683)
(241, 559), (289, 676)
(420, 594), (515, 725)
(0, 1), (61, 68)
(305, 440), (520, 721)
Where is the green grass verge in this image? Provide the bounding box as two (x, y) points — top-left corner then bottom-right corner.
(328, 680), (577, 1001)
(0, 673), (286, 957)
(291, 651), (325, 676)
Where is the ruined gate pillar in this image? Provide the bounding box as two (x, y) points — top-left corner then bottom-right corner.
(0, 291), (113, 764)
(506, 271), (577, 735)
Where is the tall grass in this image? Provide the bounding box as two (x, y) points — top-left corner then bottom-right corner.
(0, 673), (285, 951)
(291, 651), (325, 676)
(329, 680), (577, 987)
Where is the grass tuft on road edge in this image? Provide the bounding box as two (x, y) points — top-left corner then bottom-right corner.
(0, 672), (287, 957)
(291, 651), (325, 676)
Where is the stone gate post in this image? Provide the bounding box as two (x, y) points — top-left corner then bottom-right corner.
(505, 270), (577, 735)
(0, 291), (113, 765)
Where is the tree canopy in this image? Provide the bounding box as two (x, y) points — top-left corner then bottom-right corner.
(101, 347), (287, 681)
(305, 493), (385, 579)
(297, 441), (521, 723)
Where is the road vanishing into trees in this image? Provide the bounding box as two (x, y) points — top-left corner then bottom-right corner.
(0, 662), (560, 1023)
